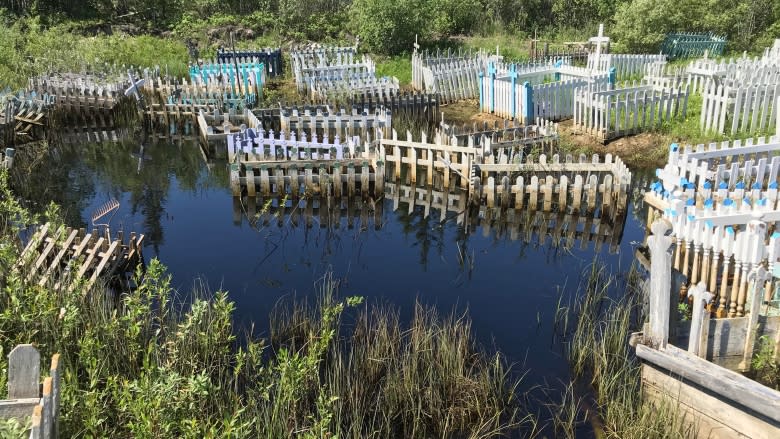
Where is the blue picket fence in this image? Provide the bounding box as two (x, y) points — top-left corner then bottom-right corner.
(661, 33), (726, 60)
(189, 62), (265, 105)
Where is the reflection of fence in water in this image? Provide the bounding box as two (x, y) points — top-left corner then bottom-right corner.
(232, 181), (627, 253)
(232, 194), (384, 231)
(386, 181), (626, 253)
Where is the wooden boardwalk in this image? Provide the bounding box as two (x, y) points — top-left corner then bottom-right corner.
(18, 223), (145, 292)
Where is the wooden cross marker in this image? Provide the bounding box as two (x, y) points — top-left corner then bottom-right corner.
(589, 23), (610, 73)
(687, 282), (714, 356)
(648, 219), (674, 348)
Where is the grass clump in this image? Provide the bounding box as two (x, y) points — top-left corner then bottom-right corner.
(375, 55), (413, 86)
(556, 263), (697, 438)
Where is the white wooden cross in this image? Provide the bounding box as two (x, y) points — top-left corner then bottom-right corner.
(589, 24), (610, 72)
(124, 70), (144, 101)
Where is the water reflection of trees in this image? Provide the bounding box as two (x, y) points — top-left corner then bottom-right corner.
(11, 134), (229, 256)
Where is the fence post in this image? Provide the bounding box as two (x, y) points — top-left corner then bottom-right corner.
(739, 266), (770, 371)
(523, 81), (533, 126)
(488, 62), (496, 113)
(478, 71), (484, 112)
(3, 147), (13, 168)
(509, 64), (518, 120)
(8, 344), (40, 399)
(608, 67), (616, 87)
(647, 219), (673, 348)
(687, 282), (713, 356)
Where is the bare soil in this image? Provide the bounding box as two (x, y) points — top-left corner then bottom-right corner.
(438, 101), (668, 169)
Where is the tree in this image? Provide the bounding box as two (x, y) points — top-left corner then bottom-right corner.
(349, 0), (433, 54)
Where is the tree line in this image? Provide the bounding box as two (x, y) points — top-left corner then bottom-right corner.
(0, 0), (778, 54)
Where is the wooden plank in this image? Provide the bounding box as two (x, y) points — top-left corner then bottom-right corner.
(73, 237), (105, 281)
(0, 398), (40, 420)
(642, 363), (780, 439)
(18, 223), (50, 266)
(636, 343), (780, 423)
(84, 239), (119, 291)
(27, 226), (65, 282)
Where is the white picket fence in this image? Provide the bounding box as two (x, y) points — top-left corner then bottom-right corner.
(291, 45), (394, 98)
(587, 53), (667, 80)
(279, 106), (391, 138)
(651, 135), (780, 208)
(227, 127), (365, 163)
(309, 76), (400, 101)
(700, 81), (780, 135)
(573, 82), (690, 141)
(412, 49), (493, 103)
(686, 54), (780, 93)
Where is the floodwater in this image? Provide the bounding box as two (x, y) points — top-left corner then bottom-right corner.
(19, 134), (652, 428)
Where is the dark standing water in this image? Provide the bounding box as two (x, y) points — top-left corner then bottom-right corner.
(21, 136), (651, 414)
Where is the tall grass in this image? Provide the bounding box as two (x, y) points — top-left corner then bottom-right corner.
(555, 263), (697, 438)
(0, 170), (531, 437)
(0, 17), (189, 89)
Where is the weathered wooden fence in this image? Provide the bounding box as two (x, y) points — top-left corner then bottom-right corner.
(573, 82), (690, 141)
(636, 219), (780, 438)
(291, 45), (393, 99)
(660, 32), (727, 59)
(308, 76), (400, 102)
(216, 47), (283, 77)
(226, 127), (383, 197)
(0, 345), (62, 439)
(143, 76), (251, 109)
(0, 92), (54, 144)
(28, 73), (128, 112)
(471, 152), (631, 216)
(278, 106), (391, 139)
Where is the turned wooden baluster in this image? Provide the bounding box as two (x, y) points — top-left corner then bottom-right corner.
(717, 226), (735, 318)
